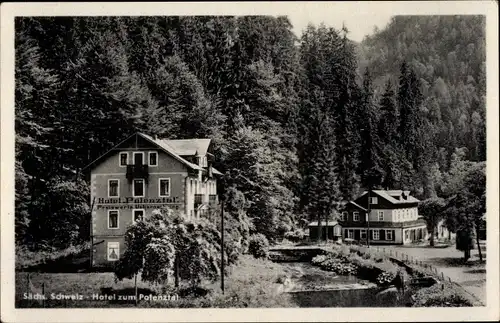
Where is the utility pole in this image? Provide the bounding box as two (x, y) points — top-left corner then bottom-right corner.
(220, 199), (225, 294)
(366, 186), (371, 248)
(89, 197), (96, 269)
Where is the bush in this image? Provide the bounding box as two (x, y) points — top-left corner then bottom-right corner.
(311, 254), (328, 266)
(412, 283), (474, 307)
(376, 271), (396, 286)
(248, 234), (269, 259)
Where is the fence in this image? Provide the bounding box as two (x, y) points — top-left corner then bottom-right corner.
(352, 245), (483, 305)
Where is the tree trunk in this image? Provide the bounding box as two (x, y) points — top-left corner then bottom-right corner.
(475, 224), (483, 262)
(430, 230), (435, 247)
(134, 273), (138, 306)
(174, 253), (180, 288)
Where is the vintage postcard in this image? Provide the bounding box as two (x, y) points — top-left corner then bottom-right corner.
(1, 1), (498, 322)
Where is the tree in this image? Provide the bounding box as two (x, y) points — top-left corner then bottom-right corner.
(115, 208), (221, 288)
(359, 68), (384, 189)
(442, 163), (485, 261)
(419, 198), (446, 246)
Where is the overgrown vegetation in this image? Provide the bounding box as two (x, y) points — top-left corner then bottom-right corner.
(15, 16), (486, 255)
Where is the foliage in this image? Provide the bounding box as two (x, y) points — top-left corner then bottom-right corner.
(248, 233), (270, 259)
(115, 208), (221, 287)
(419, 197), (446, 246)
(412, 282), (474, 307)
(15, 16), (485, 254)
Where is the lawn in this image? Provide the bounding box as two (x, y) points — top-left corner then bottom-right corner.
(16, 255), (295, 308)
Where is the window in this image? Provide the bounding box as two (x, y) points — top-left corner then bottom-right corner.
(133, 179), (145, 197)
(348, 229), (354, 239)
(108, 210), (119, 229)
(133, 152), (144, 165)
(119, 152), (128, 167)
(353, 211), (360, 221)
(386, 230), (393, 241)
(370, 197), (378, 204)
(133, 209), (144, 222)
(148, 151), (158, 166)
(405, 230), (409, 240)
(341, 211), (347, 221)
(372, 229), (380, 240)
(377, 211), (384, 221)
(108, 179), (119, 197)
(361, 229), (367, 240)
(159, 178), (171, 197)
(107, 242), (120, 261)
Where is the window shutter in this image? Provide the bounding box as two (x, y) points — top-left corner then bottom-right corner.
(380, 229), (385, 241)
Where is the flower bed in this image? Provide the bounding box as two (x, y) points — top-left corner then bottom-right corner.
(310, 247), (400, 287)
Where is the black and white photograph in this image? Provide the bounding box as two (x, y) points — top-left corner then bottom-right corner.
(1, 1), (498, 322)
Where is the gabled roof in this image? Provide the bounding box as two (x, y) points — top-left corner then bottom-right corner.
(164, 139), (212, 156)
(358, 190), (420, 204)
(347, 201), (368, 211)
(83, 132), (204, 172)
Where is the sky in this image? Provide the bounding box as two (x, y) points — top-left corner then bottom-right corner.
(287, 12), (393, 42)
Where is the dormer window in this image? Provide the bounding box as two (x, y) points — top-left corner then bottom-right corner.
(119, 152), (128, 167)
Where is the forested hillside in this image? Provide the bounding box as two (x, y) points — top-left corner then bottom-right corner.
(15, 16), (486, 252)
(358, 16), (486, 163)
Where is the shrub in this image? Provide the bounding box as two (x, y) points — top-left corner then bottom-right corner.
(311, 254), (328, 266)
(412, 283), (474, 307)
(248, 234), (269, 259)
(376, 271), (396, 286)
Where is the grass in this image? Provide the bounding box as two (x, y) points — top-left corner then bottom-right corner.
(16, 255), (295, 308)
(16, 243), (90, 271)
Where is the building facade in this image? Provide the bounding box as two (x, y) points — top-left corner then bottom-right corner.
(84, 132), (222, 267)
(308, 221), (342, 241)
(340, 190), (428, 245)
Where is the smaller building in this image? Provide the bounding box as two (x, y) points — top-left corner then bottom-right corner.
(340, 190), (428, 245)
(308, 221), (342, 241)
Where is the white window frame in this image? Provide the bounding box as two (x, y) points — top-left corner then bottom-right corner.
(119, 152), (128, 167)
(148, 151), (158, 167)
(353, 211), (360, 221)
(341, 211), (348, 221)
(370, 197), (378, 204)
(386, 230), (393, 241)
(158, 178), (171, 197)
(361, 229), (367, 240)
(107, 242), (120, 261)
(132, 179), (145, 197)
(372, 229), (380, 241)
(108, 210), (119, 229)
(132, 151), (145, 165)
(108, 179), (120, 198)
(132, 209), (145, 223)
(377, 211), (384, 221)
(347, 229), (354, 239)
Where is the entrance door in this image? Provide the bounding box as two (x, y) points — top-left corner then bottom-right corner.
(134, 152), (144, 165)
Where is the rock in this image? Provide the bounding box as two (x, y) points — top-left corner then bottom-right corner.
(377, 286), (399, 296)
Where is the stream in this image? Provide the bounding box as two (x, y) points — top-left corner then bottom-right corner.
(278, 262), (404, 307)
